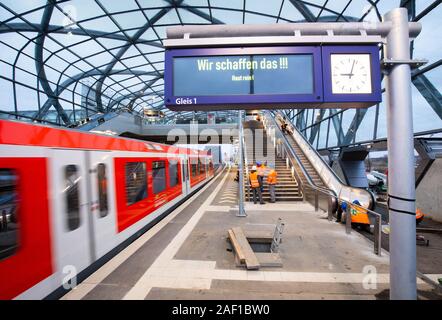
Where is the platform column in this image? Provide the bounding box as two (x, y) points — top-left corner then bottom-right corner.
(384, 8), (417, 300)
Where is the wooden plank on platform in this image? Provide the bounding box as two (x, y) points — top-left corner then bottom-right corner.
(228, 229), (246, 264)
(232, 227), (260, 270)
(255, 253), (283, 267)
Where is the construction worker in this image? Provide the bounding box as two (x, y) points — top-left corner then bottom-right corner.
(257, 161), (266, 193)
(249, 166), (264, 205)
(267, 164), (277, 203)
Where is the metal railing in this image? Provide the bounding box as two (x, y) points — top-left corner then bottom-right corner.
(304, 183), (383, 256)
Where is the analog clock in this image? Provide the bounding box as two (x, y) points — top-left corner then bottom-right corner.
(330, 54), (372, 94)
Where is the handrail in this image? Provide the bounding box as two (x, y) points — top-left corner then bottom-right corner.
(271, 111), (376, 211)
(305, 182), (383, 256)
(264, 112), (336, 199)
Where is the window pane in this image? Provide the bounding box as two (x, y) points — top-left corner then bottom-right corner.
(97, 163), (108, 218)
(0, 169), (19, 260)
(65, 165), (81, 231)
(199, 158), (205, 174)
(153, 161), (166, 194)
(125, 162), (147, 206)
(191, 158), (198, 177)
(169, 161), (179, 187)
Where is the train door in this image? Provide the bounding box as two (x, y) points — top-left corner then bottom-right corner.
(87, 151), (116, 259)
(181, 156), (190, 195)
(50, 149), (92, 281)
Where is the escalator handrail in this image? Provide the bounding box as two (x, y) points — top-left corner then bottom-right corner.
(276, 112), (346, 185)
(265, 113), (336, 198)
(271, 111), (376, 210)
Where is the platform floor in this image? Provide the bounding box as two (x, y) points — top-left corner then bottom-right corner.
(61, 168), (442, 300)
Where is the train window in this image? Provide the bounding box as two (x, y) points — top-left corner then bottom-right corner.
(152, 161), (166, 194)
(125, 162), (147, 206)
(97, 163), (108, 218)
(65, 165), (81, 231)
(0, 169), (19, 261)
(199, 158), (205, 174)
(191, 164), (198, 177)
(169, 161), (179, 187)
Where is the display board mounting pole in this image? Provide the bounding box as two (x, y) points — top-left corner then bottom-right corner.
(384, 8), (417, 300)
(237, 110), (247, 217)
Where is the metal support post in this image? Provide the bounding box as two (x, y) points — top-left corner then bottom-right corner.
(237, 110), (247, 217)
(327, 196), (333, 221)
(374, 214), (382, 256)
(345, 203), (351, 234)
(314, 190), (319, 212)
(384, 8), (417, 300)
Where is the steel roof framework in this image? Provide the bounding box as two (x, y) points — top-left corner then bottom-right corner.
(0, 0), (440, 135)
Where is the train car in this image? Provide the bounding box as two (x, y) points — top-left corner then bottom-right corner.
(0, 119), (214, 300)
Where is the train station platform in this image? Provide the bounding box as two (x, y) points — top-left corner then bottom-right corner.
(61, 168), (442, 300)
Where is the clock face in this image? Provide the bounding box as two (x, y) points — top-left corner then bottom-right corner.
(330, 54), (372, 94)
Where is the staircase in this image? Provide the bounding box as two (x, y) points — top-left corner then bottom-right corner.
(242, 120), (303, 202)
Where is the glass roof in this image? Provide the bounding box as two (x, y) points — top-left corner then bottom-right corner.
(0, 0), (441, 132)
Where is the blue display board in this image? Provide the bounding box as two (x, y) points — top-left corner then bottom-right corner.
(164, 45), (381, 111)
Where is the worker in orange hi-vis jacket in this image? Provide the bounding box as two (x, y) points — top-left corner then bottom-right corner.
(249, 166), (264, 205)
(267, 164), (278, 203)
(257, 161), (266, 193)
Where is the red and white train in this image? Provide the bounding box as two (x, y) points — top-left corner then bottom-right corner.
(0, 119), (215, 299)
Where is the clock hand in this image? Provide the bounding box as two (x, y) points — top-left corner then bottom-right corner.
(349, 60), (356, 79)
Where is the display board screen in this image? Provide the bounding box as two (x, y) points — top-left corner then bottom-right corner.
(164, 45), (381, 110)
(173, 54), (314, 96)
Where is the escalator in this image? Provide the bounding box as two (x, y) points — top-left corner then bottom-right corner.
(266, 112), (375, 211)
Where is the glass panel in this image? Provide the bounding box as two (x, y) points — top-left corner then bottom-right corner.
(153, 161), (166, 194)
(125, 162), (147, 206)
(0, 169), (19, 260)
(65, 165), (81, 231)
(191, 162), (198, 177)
(169, 161), (179, 188)
(97, 163), (108, 218)
(199, 157), (205, 175)
(356, 106), (376, 143)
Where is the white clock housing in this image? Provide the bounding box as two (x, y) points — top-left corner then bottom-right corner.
(330, 54), (372, 94)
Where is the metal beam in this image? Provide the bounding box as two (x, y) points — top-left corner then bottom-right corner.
(412, 73), (442, 120)
(0, 23), (164, 48)
(330, 109), (345, 145)
(107, 76), (162, 110)
(342, 108), (369, 145)
(289, 0), (316, 22)
(36, 70), (159, 120)
(34, 0), (71, 125)
(95, 4), (180, 113)
(308, 109), (326, 144)
(169, 1), (225, 24)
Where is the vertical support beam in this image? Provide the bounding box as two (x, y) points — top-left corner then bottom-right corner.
(237, 110), (247, 217)
(384, 8), (417, 300)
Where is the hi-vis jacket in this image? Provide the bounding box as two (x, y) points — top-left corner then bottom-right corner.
(267, 170), (277, 185)
(249, 171), (260, 188)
